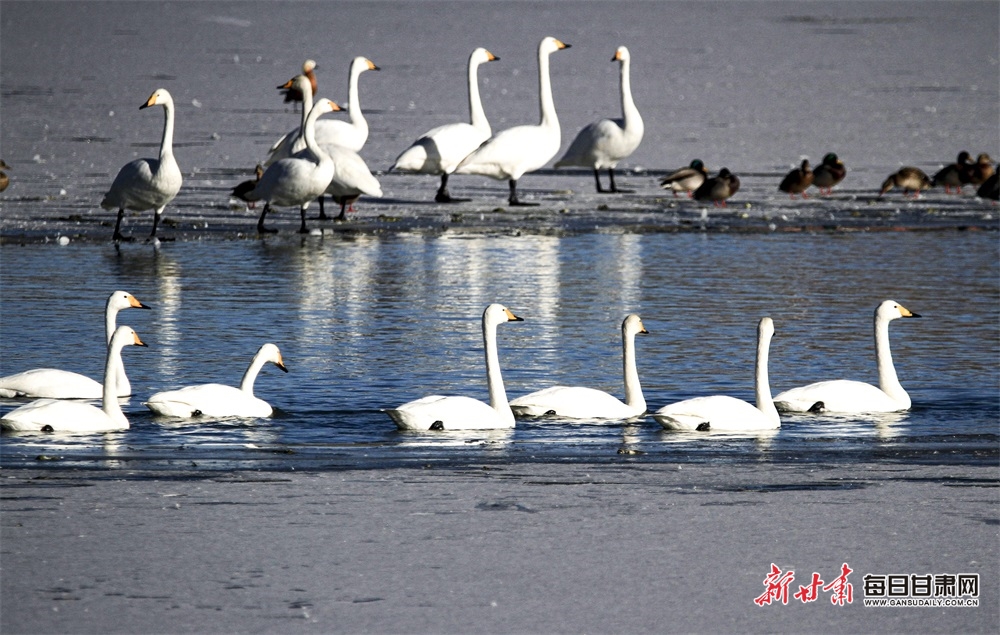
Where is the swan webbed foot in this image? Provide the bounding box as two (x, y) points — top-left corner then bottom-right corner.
(192, 410), (203, 417)
(508, 198), (539, 207)
(257, 224), (278, 234)
(113, 232), (136, 243)
(435, 191), (470, 203)
(429, 421), (445, 431)
(807, 401), (826, 413)
(41, 425), (54, 433)
(696, 422), (711, 431)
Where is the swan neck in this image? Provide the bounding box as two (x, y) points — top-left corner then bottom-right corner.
(159, 99), (175, 162)
(483, 319), (513, 424)
(619, 57), (640, 128)
(348, 63), (366, 126)
(622, 330), (645, 410)
(302, 104), (330, 164)
(538, 48), (558, 129)
(874, 313), (907, 402)
(468, 59), (489, 133)
(101, 339), (128, 426)
(239, 350), (268, 395)
(755, 330), (779, 423)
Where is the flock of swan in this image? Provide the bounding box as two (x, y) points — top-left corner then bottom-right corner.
(0, 291), (921, 434)
(81, 35), (997, 242)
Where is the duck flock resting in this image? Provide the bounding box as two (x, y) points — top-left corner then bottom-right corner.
(1, 291), (923, 433)
(25, 36), (982, 242)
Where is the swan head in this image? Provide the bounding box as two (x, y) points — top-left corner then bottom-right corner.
(311, 98), (343, 115)
(471, 47), (500, 65)
(758, 316), (774, 340)
(483, 304), (523, 328)
(612, 46), (630, 63)
(258, 343), (289, 373)
(877, 300), (921, 322)
(540, 37), (571, 56)
(302, 59), (318, 73)
(108, 290), (151, 312)
(352, 57), (380, 73)
(140, 88), (173, 110)
(112, 325), (148, 349)
(622, 314), (648, 337)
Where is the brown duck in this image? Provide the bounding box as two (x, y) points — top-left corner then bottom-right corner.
(879, 167), (932, 198)
(779, 159), (813, 198)
(812, 153), (846, 195)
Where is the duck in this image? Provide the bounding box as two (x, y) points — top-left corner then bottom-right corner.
(509, 314), (648, 420)
(659, 159), (707, 197)
(0, 290), (151, 399)
(101, 88), (183, 242)
(654, 317), (779, 431)
(279, 59), (318, 109)
(455, 37), (571, 206)
(811, 153), (846, 195)
(976, 165), (999, 201)
(773, 300), (921, 413)
(0, 326), (148, 433)
(266, 56), (379, 163)
(0, 159), (9, 192)
(964, 153), (995, 186)
(778, 159), (813, 198)
(932, 150), (972, 193)
(230, 164), (264, 208)
(693, 167), (740, 206)
(554, 45), (644, 193)
(385, 304), (523, 431)
(240, 98), (342, 233)
(879, 167), (932, 198)
(145, 343), (287, 418)
(391, 47), (500, 203)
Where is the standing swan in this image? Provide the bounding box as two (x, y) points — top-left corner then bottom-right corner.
(145, 343), (288, 418)
(266, 56), (379, 163)
(773, 300), (921, 413)
(654, 317), (779, 431)
(242, 98), (342, 233)
(385, 304), (523, 431)
(391, 47), (500, 203)
(456, 37), (571, 206)
(1, 326), (148, 433)
(510, 314), (649, 419)
(555, 45), (644, 194)
(101, 88), (182, 242)
(0, 290), (151, 399)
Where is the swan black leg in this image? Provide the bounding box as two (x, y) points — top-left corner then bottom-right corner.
(436, 173), (469, 203)
(593, 169), (607, 193)
(316, 195), (329, 220)
(298, 205), (309, 234)
(257, 203), (278, 234)
(508, 179), (538, 206)
(607, 169), (633, 194)
(336, 199), (348, 221)
(112, 208), (128, 242)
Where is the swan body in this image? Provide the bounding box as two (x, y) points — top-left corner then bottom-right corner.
(779, 159), (813, 198)
(385, 304), (523, 431)
(456, 37), (570, 206)
(555, 45), (643, 193)
(510, 314), (648, 419)
(391, 47), (499, 202)
(812, 152), (846, 195)
(0, 290), (150, 399)
(1, 326), (147, 433)
(101, 88), (182, 242)
(145, 343), (287, 418)
(879, 167), (931, 198)
(654, 317), (779, 431)
(660, 159), (707, 197)
(694, 168), (740, 206)
(267, 56), (378, 163)
(773, 300), (921, 413)
(243, 97), (341, 233)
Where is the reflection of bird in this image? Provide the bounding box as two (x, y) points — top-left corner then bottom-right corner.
(391, 47), (500, 203)
(456, 37), (571, 206)
(879, 167), (931, 198)
(965, 153), (995, 186)
(694, 168), (740, 206)
(932, 150), (971, 193)
(101, 88), (182, 242)
(811, 152), (846, 195)
(977, 165), (999, 201)
(279, 59), (317, 109)
(145, 343), (288, 418)
(0, 159), (9, 192)
(554, 45), (644, 194)
(779, 159), (813, 198)
(660, 159), (707, 197)
(230, 164), (264, 208)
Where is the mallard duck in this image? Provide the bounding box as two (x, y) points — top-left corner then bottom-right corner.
(932, 151), (972, 193)
(693, 168), (740, 206)
(659, 159), (707, 197)
(779, 159), (813, 198)
(812, 153), (846, 195)
(879, 167), (932, 198)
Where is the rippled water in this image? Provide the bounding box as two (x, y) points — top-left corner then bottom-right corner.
(1, 230), (997, 469)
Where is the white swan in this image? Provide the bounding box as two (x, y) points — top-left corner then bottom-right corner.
(385, 304), (523, 431)
(241, 98), (341, 233)
(145, 343), (287, 418)
(510, 314), (648, 419)
(266, 56), (379, 164)
(555, 45), (644, 193)
(654, 317), (780, 431)
(0, 290), (150, 399)
(101, 88), (183, 242)
(1, 326), (148, 433)
(391, 47), (500, 202)
(773, 300), (921, 413)
(455, 37), (570, 206)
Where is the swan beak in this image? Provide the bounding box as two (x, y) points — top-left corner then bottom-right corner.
(612, 50), (623, 62)
(276, 361), (289, 373)
(129, 295), (152, 310)
(329, 101), (343, 112)
(898, 305), (921, 318)
(639, 325), (649, 335)
(140, 92), (158, 110)
(504, 308), (524, 322)
(486, 51), (499, 62)
(554, 40), (571, 50)
(366, 59), (381, 71)
(132, 332), (148, 347)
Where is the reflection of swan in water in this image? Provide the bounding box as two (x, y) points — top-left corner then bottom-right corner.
(1, 327), (148, 433)
(0, 290), (151, 399)
(654, 317), (780, 431)
(773, 300), (921, 413)
(385, 304), (523, 431)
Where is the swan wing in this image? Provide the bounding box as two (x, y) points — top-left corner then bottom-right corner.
(773, 380), (903, 413)
(146, 384), (273, 418)
(456, 124), (561, 180)
(0, 368), (103, 399)
(1, 399), (122, 433)
(314, 119), (366, 153)
(324, 146), (383, 198)
(555, 119), (629, 169)
(385, 395), (511, 431)
(509, 386), (638, 419)
(394, 123), (491, 175)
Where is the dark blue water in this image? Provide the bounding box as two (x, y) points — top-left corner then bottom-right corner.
(2, 230), (996, 470)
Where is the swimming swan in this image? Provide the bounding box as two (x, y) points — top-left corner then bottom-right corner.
(773, 300), (921, 413)
(145, 343), (288, 418)
(555, 45), (644, 193)
(101, 88), (183, 242)
(654, 317), (779, 431)
(0, 326), (148, 433)
(242, 98), (342, 233)
(391, 47), (500, 202)
(0, 290), (151, 399)
(509, 314), (648, 419)
(456, 37), (570, 206)
(385, 304), (523, 431)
